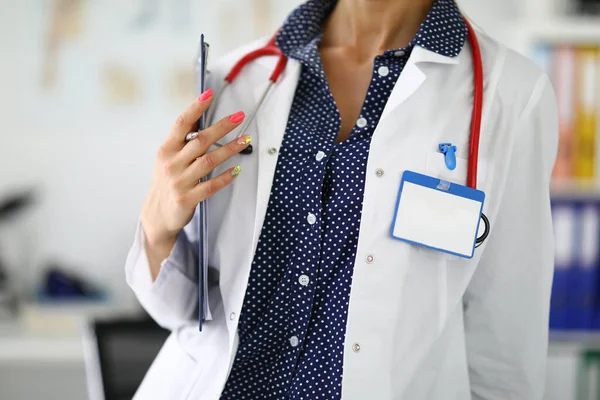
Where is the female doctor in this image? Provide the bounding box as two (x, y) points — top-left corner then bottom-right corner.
(125, 0), (558, 399)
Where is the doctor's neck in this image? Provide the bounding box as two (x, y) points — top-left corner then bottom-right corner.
(321, 0), (435, 57)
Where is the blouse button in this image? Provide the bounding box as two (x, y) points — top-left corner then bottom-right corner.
(307, 213), (317, 225)
(290, 336), (300, 347)
(298, 275), (310, 286)
(316, 151), (326, 161)
(394, 50), (405, 57)
(268, 147), (277, 155)
(356, 117), (368, 128)
(377, 66), (390, 77)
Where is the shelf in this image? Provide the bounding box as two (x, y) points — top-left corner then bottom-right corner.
(0, 321), (84, 363)
(549, 331), (600, 353)
(0, 301), (140, 364)
(551, 184), (600, 199)
(17, 300), (120, 336)
(550, 179), (600, 199)
(0, 334), (84, 364)
(519, 17), (600, 43)
(509, 17), (600, 55)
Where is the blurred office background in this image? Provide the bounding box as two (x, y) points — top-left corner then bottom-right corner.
(1, 0), (600, 399)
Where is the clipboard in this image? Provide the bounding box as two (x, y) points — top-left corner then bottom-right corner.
(195, 34), (211, 330)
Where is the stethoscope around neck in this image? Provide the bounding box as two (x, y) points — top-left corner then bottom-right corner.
(205, 16), (490, 247)
(205, 33), (286, 156)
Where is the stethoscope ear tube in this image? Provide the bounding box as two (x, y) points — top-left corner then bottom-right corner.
(475, 213), (490, 248)
(241, 145), (253, 154)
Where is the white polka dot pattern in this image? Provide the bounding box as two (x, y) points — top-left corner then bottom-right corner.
(220, 1), (466, 399)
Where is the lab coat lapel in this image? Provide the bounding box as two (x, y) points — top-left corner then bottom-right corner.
(380, 46), (460, 121)
(251, 57), (301, 250)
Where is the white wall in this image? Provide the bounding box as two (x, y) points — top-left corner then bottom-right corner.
(0, 0), (303, 308)
(459, 0), (519, 44)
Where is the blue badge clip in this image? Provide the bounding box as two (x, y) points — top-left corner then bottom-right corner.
(439, 143), (457, 171)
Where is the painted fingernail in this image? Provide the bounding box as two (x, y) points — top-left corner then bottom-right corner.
(198, 88), (213, 102)
(237, 135), (252, 145)
(229, 111), (246, 124)
(232, 166), (242, 177)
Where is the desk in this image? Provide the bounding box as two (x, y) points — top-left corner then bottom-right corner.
(0, 302), (138, 400)
(0, 328), (87, 400)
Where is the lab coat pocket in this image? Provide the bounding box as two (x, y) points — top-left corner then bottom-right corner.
(425, 151), (488, 187)
(134, 329), (203, 400)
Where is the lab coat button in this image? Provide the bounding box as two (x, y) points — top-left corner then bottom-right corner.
(378, 66), (390, 77)
(298, 275), (310, 286)
(316, 151), (326, 161)
(375, 168), (384, 177)
(229, 312), (236, 321)
(307, 213), (317, 225)
(268, 147), (277, 155)
(365, 254), (374, 264)
(356, 117), (368, 128)
(290, 336), (299, 347)
(352, 343), (361, 353)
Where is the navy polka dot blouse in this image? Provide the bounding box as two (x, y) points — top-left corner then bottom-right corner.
(220, 1), (466, 399)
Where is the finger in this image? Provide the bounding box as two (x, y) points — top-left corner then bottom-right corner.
(177, 111), (246, 166)
(163, 89), (214, 151)
(186, 166), (242, 205)
(180, 135), (252, 187)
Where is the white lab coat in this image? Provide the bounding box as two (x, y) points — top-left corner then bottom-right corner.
(125, 27), (558, 400)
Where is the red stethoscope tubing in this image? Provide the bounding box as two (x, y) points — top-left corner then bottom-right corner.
(464, 17), (483, 190)
(217, 17), (484, 192)
(225, 35), (288, 83)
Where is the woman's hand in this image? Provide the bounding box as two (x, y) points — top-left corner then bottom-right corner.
(141, 89), (251, 270)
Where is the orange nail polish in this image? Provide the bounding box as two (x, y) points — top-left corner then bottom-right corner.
(230, 111), (245, 124)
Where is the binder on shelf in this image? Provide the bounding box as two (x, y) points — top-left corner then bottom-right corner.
(552, 45), (576, 181)
(565, 200), (583, 330)
(573, 46), (598, 181)
(551, 201), (577, 330)
(589, 200), (600, 331)
(570, 202), (600, 330)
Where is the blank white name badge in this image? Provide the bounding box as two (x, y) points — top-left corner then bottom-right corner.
(391, 171), (486, 259)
